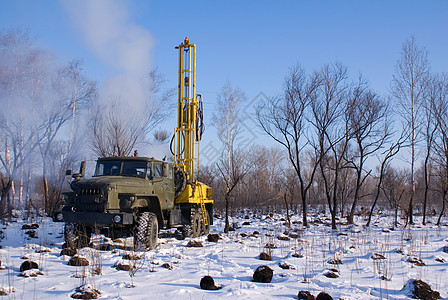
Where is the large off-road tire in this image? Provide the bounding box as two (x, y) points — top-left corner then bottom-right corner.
(134, 212), (158, 251)
(64, 223), (77, 249)
(201, 210), (211, 235)
(180, 225), (192, 239)
(64, 223), (92, 249)
(191, 211), (202, 237)
(174, 166), (187, 197)
(181, 209), (210, 238)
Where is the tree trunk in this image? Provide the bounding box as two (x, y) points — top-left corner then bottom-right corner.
(394, 202), (399, 229)
(224, 192), (230, 233)
(331, 164), (339, 230)
(348, 156), (364, 224)
(423, 156), (429, 225)
(366, 176), (383, 227)
(0, 178), (13, 218)
(436, 190), (446, 226)
(301, 194), (307, 227)
(284, 194), (291, 228)
(43, 176), (49, 214)
(409, 115), (415, 225)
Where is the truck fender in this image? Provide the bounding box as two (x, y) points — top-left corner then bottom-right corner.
(132, 196), (165, 228)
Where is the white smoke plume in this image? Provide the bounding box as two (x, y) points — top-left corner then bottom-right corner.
(61, 0), (154, 112)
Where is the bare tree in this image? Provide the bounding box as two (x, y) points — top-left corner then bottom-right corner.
(429, 73), (448, 225)
(345, 79), (390, 224)
(214, 82), (250, 233)
(153, 129), (169, 143)
(38, 61), (96, 214)
(379, 166), (410, 228)
(0, 29), (53, 216)
(90, 69), (172, 157)
(366, 130), (407, 227)
(391, 36), (430, 225)
(310, 63), (350, 229)
(282, 167), (300, 227)
(0, 29), (97, 217)
(420, 75), (440, 225)
(257, 64), (321, 227)
(238, 146), (283, 208)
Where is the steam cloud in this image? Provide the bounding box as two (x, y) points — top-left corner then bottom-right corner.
(61, 0), (154, 112)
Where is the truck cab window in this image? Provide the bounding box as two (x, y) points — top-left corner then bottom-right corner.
(153, 163), (162, 178)
(122, 161), (147, 178)
(95, 161), (122, 176)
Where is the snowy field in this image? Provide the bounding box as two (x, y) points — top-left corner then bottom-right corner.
(0, 213), (447, 299)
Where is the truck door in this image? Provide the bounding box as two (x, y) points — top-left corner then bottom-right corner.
(152, 162), (174, 209)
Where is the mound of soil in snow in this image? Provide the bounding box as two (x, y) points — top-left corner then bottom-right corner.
(20, 260), (38, 272)
(71, 284), (100, 299)
(316, 292), (333, 300)
(207, 234), (220, 242)
(403, 279), (440, 300)
(68, 256), (89, 266)
(200, 275), (220, 290)
(253, 265), (273, 283)
(60, 248), (77, 256)
(186, 240), (203, 247)
(298, 290), (315, 300)
(259, 252), (272, 261)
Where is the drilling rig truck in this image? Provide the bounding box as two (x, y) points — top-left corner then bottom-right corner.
(53, 38), (213, 251)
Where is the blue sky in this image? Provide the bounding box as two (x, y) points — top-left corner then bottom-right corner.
(1, 0), (447, 163)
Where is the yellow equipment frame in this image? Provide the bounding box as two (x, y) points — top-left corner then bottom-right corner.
(174, 37), (200, 182)
(174, 37), (212, 225)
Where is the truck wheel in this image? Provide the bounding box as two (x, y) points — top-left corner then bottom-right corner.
(191, 211), (202, 237)
(64, 223), (91, 248)
(201, 210), (210, 235)
(180, 225), (192, 239)
(134, 212), (158, 251)
(77, 225), (92, 248)
(64, 223), (77, 249)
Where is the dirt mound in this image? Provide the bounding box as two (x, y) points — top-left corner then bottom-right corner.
(20, 260), (38, 272)
(116, 263), (132, 271)
(200, 275), (220, 290)
(298, 290), (315, 300)
(71, 284), (100, 299)
(259, 252), (272, 261)
(60, 248), (77, 256)
(316, 292), (333, 300)
(186, 240), (203, 247)
(68, 256), (89, 266)
(207, 234), (220, 242)
(253, 265), (273, 283)
(122, 253), (141, 260)
(403, 279), (440, 300)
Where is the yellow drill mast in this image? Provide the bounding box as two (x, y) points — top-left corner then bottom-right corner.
(174, 37), (203, 182)
(174, 37), (212, 225)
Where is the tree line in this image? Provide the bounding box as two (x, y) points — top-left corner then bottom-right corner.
(206, 37), (448, 230)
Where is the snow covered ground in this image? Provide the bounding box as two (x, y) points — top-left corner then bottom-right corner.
(0, 213), (446, 299)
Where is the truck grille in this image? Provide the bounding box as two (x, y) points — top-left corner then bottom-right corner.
(81, 189), (102, 196)
(74, 187), (107, 212)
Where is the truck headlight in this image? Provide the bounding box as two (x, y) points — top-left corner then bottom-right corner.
(56, 213), (64, 221)
(113, 215), (122, 223)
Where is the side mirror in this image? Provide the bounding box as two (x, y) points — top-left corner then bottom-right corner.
(162, 163), (169, 177)
(65, 170), (73, 176)
(80, 161), (86, 177)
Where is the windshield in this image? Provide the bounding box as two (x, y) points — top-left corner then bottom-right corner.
(95, 160), (148, 178)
